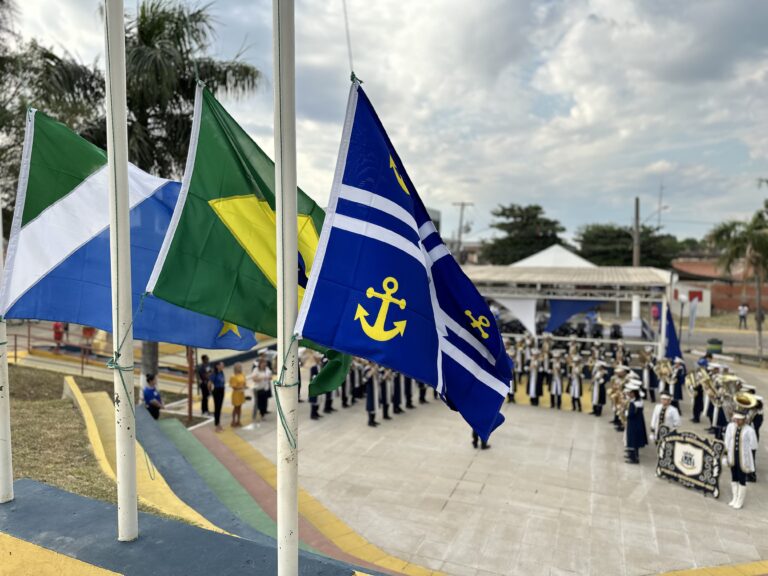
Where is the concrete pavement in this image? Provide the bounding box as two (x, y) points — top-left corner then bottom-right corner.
(234, 364), (768, 576)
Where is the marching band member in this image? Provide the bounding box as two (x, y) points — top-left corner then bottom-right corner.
(671, 357), (686, 414)
(550, 350), (564, 409)
(725, 412), (759, 509)
(403, 373), (415, 409)
(418, 380), (429, 404)
(624, 383), (648, 464)
(392, 371), (404, 414)
(650, 392), (680, 443)
(590, 360), (607, 417)
(379, 366), (392, 420)
(514, 336), (524, 396)
(528, 348), (543, 406)
(569, 355), (583, 412)
(363, 361), (379, 427)
(308, 352), (324, 420)
(523, 333), (534, 372)
(567, 335), (579, 375)
(610, 365), (630, 429)
(642, 346), (658, 403)
(506, 340), (516, 404)
(615, 339), (628, 366)
(751, 396), (763, 483)
(541, 334), (553, 392)
(704, 362), (721, 432)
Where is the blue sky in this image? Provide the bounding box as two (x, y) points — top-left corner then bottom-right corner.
(14, 0), (768, 245)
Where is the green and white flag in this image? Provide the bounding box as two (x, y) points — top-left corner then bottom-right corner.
(148, 84), (348, 393)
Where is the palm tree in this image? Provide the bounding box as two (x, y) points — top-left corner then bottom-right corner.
(708, 201), (768, 360)
(83, 0), (261, 373)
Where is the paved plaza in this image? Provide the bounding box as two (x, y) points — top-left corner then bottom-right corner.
(237, 363), (768, 576)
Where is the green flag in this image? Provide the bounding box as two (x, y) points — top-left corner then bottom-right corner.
(148, 84), (348, 394)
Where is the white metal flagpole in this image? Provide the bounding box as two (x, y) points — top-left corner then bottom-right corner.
(273, 0), (299, 573)
(103, 0), (138, 541)
(0, 193), (13, 504)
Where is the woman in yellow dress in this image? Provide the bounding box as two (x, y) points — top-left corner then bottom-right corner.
(229, 362), (246, 427)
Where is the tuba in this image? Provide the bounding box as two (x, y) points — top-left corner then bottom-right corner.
(734, 391), (759, 423)
(699, 368), (718, 402)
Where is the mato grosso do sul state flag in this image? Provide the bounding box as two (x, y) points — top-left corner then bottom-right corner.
(295, 83), (512, 441)
(0, 108), (256, 351)
(147, 84), (349, 393)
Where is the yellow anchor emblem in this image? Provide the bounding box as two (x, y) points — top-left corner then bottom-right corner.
(389, 155), (410, 196)
(465, 310), (490, 340)
(354, 277), (407, 341)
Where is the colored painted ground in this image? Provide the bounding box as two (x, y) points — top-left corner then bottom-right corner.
(0, 532), (122, 576)
(206, 427), (442, 576)
(0, 479), (373, 576)
(155, 417), (278, 540)
(64, 376), (222, 532)
(192, 426), (391, 574)
(663, 563), (768, 576)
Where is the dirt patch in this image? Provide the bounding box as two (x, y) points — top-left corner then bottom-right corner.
(8, 364), (186, 403)
(8, 365), (185, 518)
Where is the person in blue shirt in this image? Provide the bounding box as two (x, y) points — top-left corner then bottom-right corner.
(143, 373), (163, 420)
(211, 361), (226, 432)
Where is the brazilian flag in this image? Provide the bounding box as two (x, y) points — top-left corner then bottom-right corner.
(148, 84), (348, 393)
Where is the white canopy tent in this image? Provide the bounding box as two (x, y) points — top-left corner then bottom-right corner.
(465, 254), (675, 355)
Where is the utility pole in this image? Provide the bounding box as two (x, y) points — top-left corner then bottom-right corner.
(633, 196), (640, 267)
(453, 201), (473, 264)
(631, 196), (641, 321)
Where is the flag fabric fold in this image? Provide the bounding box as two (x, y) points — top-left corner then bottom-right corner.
(147, 84), (349, 393)
(0, 109), (257, 351)
(665, 307), (683, 360)
(295, 83), (512, 441)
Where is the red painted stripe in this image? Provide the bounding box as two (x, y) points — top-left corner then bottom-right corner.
(192, 427), (398, 575)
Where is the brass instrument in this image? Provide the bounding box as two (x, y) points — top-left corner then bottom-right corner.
(616, 389), (630, 426)
(685, 372), (698, 397)
(734, 391), (759, 423)
(654, 358), (672, 381)
(699, 368), (718, 402)
(717, 374), (744, 419)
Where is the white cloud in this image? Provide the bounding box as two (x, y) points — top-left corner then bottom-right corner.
(12, 0), (768, 243)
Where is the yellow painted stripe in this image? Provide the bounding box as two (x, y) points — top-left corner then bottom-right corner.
(64, 377), (224, 534)
(64, 376), (114, 482)
(0, 533), (122, 576)
(218, 430), (444, 576)
(661, 561), (768, 576)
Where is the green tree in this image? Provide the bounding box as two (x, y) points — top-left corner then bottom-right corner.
(576, 223), (681, 267)
(481, 204), (565, 264)
(82, 0), (260, 178)
(0, 1), (103, 212)
(708, 202), (768, 359)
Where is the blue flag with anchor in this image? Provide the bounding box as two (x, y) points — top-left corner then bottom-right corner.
(295, 83), (512, 441)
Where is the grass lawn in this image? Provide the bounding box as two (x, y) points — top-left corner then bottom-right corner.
(8, 364), (187, 512)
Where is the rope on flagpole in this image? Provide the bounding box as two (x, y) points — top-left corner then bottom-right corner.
(341, 0), (362, 84)
(105, 293), (156, 480)
(273, 332), (300, 450)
